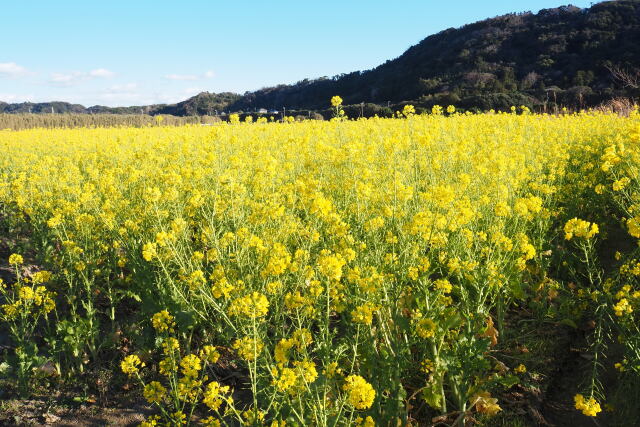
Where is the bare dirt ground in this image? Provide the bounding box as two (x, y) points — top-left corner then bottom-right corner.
(0, 398), (152, 426)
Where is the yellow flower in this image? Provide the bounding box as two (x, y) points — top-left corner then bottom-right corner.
(203, 381), (230, 411)
(627, 216), (640, 238)
(8, 253), (23, 265)
(514, 364), (527, 374)
(564, 218), (599, 240)
(177, 376), (203, 403)
(47, 215), (63, 228)
(294, 359), (318, 385)
(180, 354), (202, 378)
(416, 318), (437, 339)
(171, 411), (187, 425)
(494, 201), (511, 217)
(331, 96), (343, 107)
(162, 337), (180, 355)
(159, 357), (178, 376)
(140, 415), (162, 427)
(199, 345), (220, 364)
(228, 291), (269, 318)
(355, 416), (375, 427)
(273, 367), (297, 393)
(574, 394), (601, 417)
(317, 250), (346, 282)
(402, 104), (416, 117)
(420, 359), (434, 373)
(202, 417), (221, 427)
(233, 336), (263, 361)
(434, 278), (452, 294)
(142, 242), (157, 261)
(187, 269), (206, 289)
(143, 381), (167, 404)
(121, 355), (144, 376)
(18, 286), (35, 301)
(2, 302), (20, 320)
(292, 328), (313, 349)
(613, 298), (633, 316)
(324, 361), (342, 379)
(151, 310), (175, 332)
(343, 375), (376, 410)
(351, 303), (377, 326)
(261, 243), (291, 277)
(274, 338), (295, 365)
(612, 177), (630, 191)
(31, 270), (52, 284)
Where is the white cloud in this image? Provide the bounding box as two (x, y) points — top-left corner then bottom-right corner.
(0, 62), (33, 78)
(0, 93), (35, 103)
(164, 70), (215, 81)
(50, 71), (86, 85)
(89, 68), (115, 78)
(92, 83), (142, 104)
(49, 68), (115, 86)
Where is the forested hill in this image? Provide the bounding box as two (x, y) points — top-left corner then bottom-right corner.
(2, 0), (639, 115)
(228, 0), (640, 112)
(0, 92), (241, 116)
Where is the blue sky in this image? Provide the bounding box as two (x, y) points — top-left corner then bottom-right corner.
(1, 0), (594, 107)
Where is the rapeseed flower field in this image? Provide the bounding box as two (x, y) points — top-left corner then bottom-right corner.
(1, 102), (640, 425)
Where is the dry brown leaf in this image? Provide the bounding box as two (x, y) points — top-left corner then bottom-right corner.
(482, 316), (499, 347)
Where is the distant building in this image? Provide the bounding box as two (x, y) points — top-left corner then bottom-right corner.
(258, 108), (268, 114)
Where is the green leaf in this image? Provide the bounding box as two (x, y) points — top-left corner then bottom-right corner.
(422, 382), (443, 410)
(497, 374), (520, 388)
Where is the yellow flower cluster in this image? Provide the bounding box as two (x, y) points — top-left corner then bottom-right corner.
(1, 262), (56, 321)
(233, 336), (263, 361)
(121, 355), (145, 376)
(564, 218), (599, 240)
(351, 302), (378, 325)
(574, 394), (602, 417)
(152, 310), (176, 332)
(8, 253), (23, 265)
(228, 291), (270, 318)
(143, 381), (167, 404)
(343, 375), (376, 410)
(202, 381), (231, 411)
